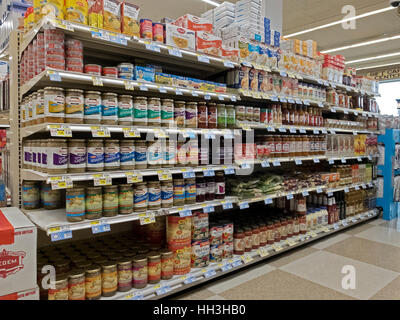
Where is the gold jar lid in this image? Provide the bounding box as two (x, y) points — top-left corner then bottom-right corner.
(147, 251), (161, 260)
(133, 255), (148, 263)
(85, 264), (101, 274)
(101, 261), (117, 269)
(118, 258), (132, 265)
(68, 268), (85, 279)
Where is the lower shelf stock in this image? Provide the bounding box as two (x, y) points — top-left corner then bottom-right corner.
(100, 209), (378, 300)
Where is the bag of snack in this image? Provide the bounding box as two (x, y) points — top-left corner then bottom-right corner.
(121, 1), (140, 36)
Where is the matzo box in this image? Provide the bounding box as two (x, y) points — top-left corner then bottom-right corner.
(165, 23), (196, 51)
(174, 14), (213, 33)
(121, 1), (140, 37)
(0, 207), (37, 296)
(0, 287), (39, 300)
(196, 31), (222, 57)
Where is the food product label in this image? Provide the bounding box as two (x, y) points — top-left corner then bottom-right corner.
(84, 97), (101, 119)
(119, 190), (133, 209)
(215, 182), (225, 195)
(148, 102), (161, 121)
(86, 192), (102, 215)
(209, 244), (223, 263)
(118, 101), (133, 120)
(191, 240), (210, 267)
(69, 146), (86, 168)
(161, 185), (173, 204)
(134, 102), (147, 120)
(133, 265), (148, 285)
(134, 189), (148, 208)
(173, 185), (185, 200)
(163, 148), (176, 166)
(185, 181), (196, 200)
(135, 147), (147, 164)
(87, 147), (104, 167)
(66, 95), (84, 118)
(148, 143), (162, 166)
(48, 146), (68, 169)
(148, 261), (161, 282)
(102, 99), (118, 119)
(104, 146), (120, 166)
(161, 104), (174, 123)
(66, 194), (85, 217)
(148, 186), (161, 205)
(45, 94), (65, 116)
(120, 146), (135, 165)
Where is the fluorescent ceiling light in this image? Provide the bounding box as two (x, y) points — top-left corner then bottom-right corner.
(347, 52), (400, 64)
(321, 35), (400, 53)
(356, 62), (400, 70)
(284, 7), (395, 38)
(201, 0), (220, 6)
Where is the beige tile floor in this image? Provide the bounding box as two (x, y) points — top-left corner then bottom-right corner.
(174, 217), (400, 300)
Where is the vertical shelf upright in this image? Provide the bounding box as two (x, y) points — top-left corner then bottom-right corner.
(377, 128), (400, 220)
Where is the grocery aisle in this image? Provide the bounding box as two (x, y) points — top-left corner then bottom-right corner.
(174, 218), (400, 300)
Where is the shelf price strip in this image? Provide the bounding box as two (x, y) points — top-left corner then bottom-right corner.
(221, 200), (233, 210)
(139, 212), (155, 225)
(90, 126), (111, 138)
(91, 220), (111, 234)
(125, 172), (143, 184)
(122, 127), (140, 138)
(202, 268), (216, 278)
(93, 174), (112, 186)
(49, 176), (73, 190)
(49, 124), (72, 137)
(49, 226), (72, 242)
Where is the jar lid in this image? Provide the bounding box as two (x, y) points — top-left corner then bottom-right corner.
(85, 91), (102, 95)
(118, 257), (132, 265)
(186, 102), (197, 105)
(118, 95), (133, 98)
(147, 251), (161, 259)
(37, 89), (44, 92)
(44, 87), (64, 91)
(68, 268), (85, 279)
(53, 273), (69, 283)
(161, 99), (174, 102)
(68, 139), (86, 143)
(67, 187), (85, 193)
(101, 261), (117, 268)
(149, 97), (161, 100)
(133, 255), (148, 263)
(86, 264), (101, 273)
(134, 96), (147, 100)
(66, 89), (83, 93)
(119, 183), (132, 188)
(87, 139), (103, 143)
(105, 139), (119, 143)
(102, 92), (118, 96)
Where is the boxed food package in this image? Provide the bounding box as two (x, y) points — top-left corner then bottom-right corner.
(65, 0), (88, 24)
(88, 0), (103, 28)
(174, 14), (213, 33)
(135, 66), (155, 82)
(196, 31), (222, 57)
(165, 23), (196, 51)
(155, 72), (174, 86)
(0, 207), (37, 296)
(221, 46), (239, 62)
(121, 1), (140, 37)
(0, 287), (39, 300)
(102, 0), (121, 33)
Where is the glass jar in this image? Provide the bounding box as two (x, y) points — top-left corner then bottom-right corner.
(22, 181), (40, 210)
(101, 92), (118, 125)
(41, 183), (61, 210)
(207, 103), (217, 129)
(274, 220), (281, 242)
(274, 135), (282, 158)
(244, 227), (253, 252)
(161, 181), (173, 208)
(84, 91), (102, 124)
(103, 185), (119, 217)
(236, 105), (245, 122)
(68, 139), (86, 173)
(174, 101), (185, 127)
(160, 249), (174, 280)
(65, 89), (84, 124)
(85, 265), (102, 300)
(195, 173), (206, 203)
(148, 97), (161, 126)
(148, 140), (162, 169)
(85, 186), (102, 220)
(120, 140), (135, 170)
(118, 95), (133, 125)
(133, 255), (148, 289)
(44, 87), (65, 123)
(48, 274), (68, 300)
(173, 178), (185, 206)
(226, 105), (236, 129)
(215, 171), (225, 200)
(134, 182), (148, 212)
(253, 107), (261, 123)
(267, 222), (274, 245)
(161, 99), (174, 127)
(119, 184), (133, 214)
(135, 140), (147, 169)
(233, 229), (245, 255)
(47, 139), (68, 174)
(117, 258), (132, 292)
(68, 269), (86, 300)
(66, 187), (86, 222)
(205, 176), (215, 201)
(217, 104), (227, 128)
(133, 96), (148, 126)
(185, 102), (198, 128)
(101, 261), (118, 297)
(197, 102), (208, 128)
(147, 252), (161, 284)
(104, 140), (120, 171)
(148, 181), (161, 210)
(252, 225), (260, 249)
(87, 139), (104, 172)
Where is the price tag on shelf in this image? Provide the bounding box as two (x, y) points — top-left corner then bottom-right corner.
(313, 129), (320, 134)
(328, 192), (333, 197)
(313, 158), (320, 163)
(286, 194), (294, 200)
(270, 96), (279, 102)
(278, 127), (287, 133)
(321, 128), (328, 134)
(302, 190), (309, 197)
(368, 155), (372, 161)
(145, 43), (161, 52)
(139, 85), (149, 91)
(318, 102), (324, 108)
(221, 263), (233, 272)
(125, 172), (143, 184)
(241, 254), (253, 264)
(295, 99), (303, 104)
(330, 108), (336, 113)
(342, 220), (348, 227)
(273, 243), (283, 252)
(264, 198), (273, 205)
(93, 174), (112, 186)
(330, 129), (336, 134)
(90, 126), (111, 138)
(323, 81), (329, 86)
(341, 158), (347, 164)
(241, 60), (252, 68)
(344, 110), (349, 115)
(289, 128), (297, 134)
(258, 247), (269, 257)
(299, 129), (306, 134)
(178, 209), (192, 217)
(357, 157), (362, 162)
(280, 71), (288, 77)
(202, 129), (215, 140)
(49, 176), (73, 190)
(280, 97), (288, 103)
(361, 184), (367, 189)
(157, 170), (172, 181)
(239, 202), (249, 210)
(125, 292), (144, 300)
(182, 170), (195, 179)
(308, 231), (318, 238)
(168, 47), (182, 57)
(49, 226), (72, 242)
(203, 205), (215, 213)
(159, 86), (168, 93)
(139, 212), (155, 225)
(355, 185), (360, 191)
(303, 100), (310, 106)
(330, 82), (337, 88)
(54, 20), (74, 32)
(354, 111), (359, 116)
(273, 161), (281, 167)
(232, 259), (243, 268)
(223, 60), (235, 68)
(353, 131), (358, 136)
(92, 76), (103, 86)
(49, 125), (72, 137)
(230, 96), (237, 102)
(48, 70), (61, 82)
(288, 99), (295, 104)
(155, 285), (171, 296)
(154, 128), (168, 138)
(351, 217), (358, 223)
(203, 169), (215, 177)
(183, 275), (196, 285)
(91, 220), (111, 234)
(241, 162), (251, 169)
(198, 54), (210, 64)
(218, 95), (225, 101)
(91, 30), (109, 41)
(334, 223), (340, 230)
(317, 79), (324, 85)
(329, 159), (335, 165)
(368, 182), (373, 188)
(223, 166), (235, 175)
(261, 161), (270, 168)
(175, 89), (183, 96)
(287, 239), (298, 247)
(267, 126), (275, 132)
(203, 268), (216, 278)
(124, 80), (135, 91)
(122, 127), (140, 138)
(221, 201), (233, 210)
(107, 33), (128, 45)
(344, 187), (350, 193)
(316, 187), (323, 194)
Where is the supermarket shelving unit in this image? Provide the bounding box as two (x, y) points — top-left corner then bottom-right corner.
(13, 15), (382, 300)
(377, 128), (400, 220)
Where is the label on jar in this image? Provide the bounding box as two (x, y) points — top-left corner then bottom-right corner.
(148, 261), (161, 282)
(69, 146), (86, 168)
(185, 109), (197, 127)
(120, 145), (135, 166)
(185, 181), (196, 200)
(161, 104), (174, 124)
(134, 189), (148, 208)
(206, 181), (215, 194)
(275, 141), (282, 154)
(148, 143), (162, 166)
(85, 275), (101, 298)
(66, 194), (85, 218)
(148, 101), (161, 122)
(173, 184), (185, 201)
(282, 141), (290, 154)
(102, 270), (117, 293)
(104, 146), (120, 167)
(163, 147), (175, 166)
(215, 182), (225, 195)
(86, 191), (102, 215)
(133, 265), (147, 285)
(66, 94), (84, 119)
(68, 280), (85, 300)
(103, 190), (118, 211)
(48, 287), (69, 300)
(102, 98), (118, 120)
(84, 97), (101, 120)
(45, 93), (65, 116)
(48, 146), (68, 170)
(22, 185), (39, 207)
(87, 146), (104, 168)
(135, 145), (147, 166)
(119, 189), (133, 209)
(118, 101), (133, 120)
(161, 184), (173, 204)
(118, 268), (132, 289)
(36, 98), (44, 119)
(134, 101), (147, 121)
(148, 186), (161, 206)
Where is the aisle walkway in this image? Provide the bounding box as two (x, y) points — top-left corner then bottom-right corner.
(174, 218), (400, 300)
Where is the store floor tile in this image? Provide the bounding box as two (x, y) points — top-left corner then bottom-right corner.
(369, 275), (400, 300)
(280, 251), (399, 300)
(218, 270), (355, 300)
(311, 233), (351, 250)
(206, 263), (276, 294)
(268, 245), (318, 268)
(369, 218), (386, 226)
(206, 295), (227, 300)
(355, 226), (400, 248)
(380, 219), (400, 231)
(172, 288), (215, 300)
(344, 222), (375, 236)
(324, 237), (400, 273)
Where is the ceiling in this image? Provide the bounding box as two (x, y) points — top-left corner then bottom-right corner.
(128, 0), (400, 74)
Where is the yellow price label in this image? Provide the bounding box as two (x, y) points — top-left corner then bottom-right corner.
(49, 227), (61, 233)
(90, 221), (100, 226)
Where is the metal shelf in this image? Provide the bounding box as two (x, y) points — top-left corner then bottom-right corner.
(327, 105), (380, 118)
(20, 16), (239, 77)
(20, 69), (239, 102)
(325, 180), (375, 194)
(100, 209), (379, 300)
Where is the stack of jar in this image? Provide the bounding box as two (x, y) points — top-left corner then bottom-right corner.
(297, 82), (327, 103)
(326, 88), (352, 109)
(37, 232), (175, 300)
(118, 63), (135, 80)
(209, 217), (233, 263)
(191, 211), (210, 268)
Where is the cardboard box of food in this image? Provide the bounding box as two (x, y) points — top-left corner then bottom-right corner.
(121, 1), (140, 37)
(165, 23), (196, 51)
(0, 287), (39, 300)
(0, 207), (37, 296)
(174, 14), (213, 33)
(135, 66), (155, 83)
(196, 31), (222, 57)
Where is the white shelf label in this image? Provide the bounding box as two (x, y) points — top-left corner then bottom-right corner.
(223, 60), (234, 68)
(334, 223), (340, 230)
(49, 176), (73, 190)
(264, 198), (273, 205)
(329, 159), (335, 165)
(155, 285), (171, 296)
(123, 127), (140, 138)
(299, 129), (306, 134)
(341, 158), (347, 164)
(198, 55), (210, 63)
(258, 247), (269, 257)
(230, 96), (237, 102)
(261, 161), (270, 168)
(93, 174), (112, 186)
(168, 47), (182, 57)
(286, 194), (294, 200)
(203, 205), (215, 213)
(361, 184), (367, 189)
(316, 187), (323, 194)
(287, 239), (298, 247)
(178, 209), (192, 217)
(125, 172), (143, 184)
(295, 99), (302, 104)
(241, 162), (251, 169)
(302, 191), (309, 197)
(273, 244), (283, 252)
(270, 96), (279, 102)
(321, 128), (328, 134)
(232, 259), (243, 267)
(49, 125), (72, 137)
(328, 192), (333, 197)
(218, 95), (224, 101)
(223, 167), (235, 175)
(49, 226), (72, 242)
(313, 158), (320, 163)
(154, 128), (168, 138)
(175, 89), (183, 96)
(91, 221), (111, 234)
(278, 127), (287, 133)
(125, 292), (144, 300)
(90, 126), (111, 138)
(145, 43), (161, 52)
(222, 201), (233, 210)
(267, 126), (275, 132)
(313, 129), (320, 134)
(203, 169), (215, 177)
(203, 268), (216, 278)
(357, 157), (362, 162)
(355, 185), (360, 191)
(353, 132), (358, 136)
(342, 220), (348, 227)
(273, 161), (281, 167)
(344, 187), (349, 193)
(157, 170), (172, 181)
(182, 170), (195, 179)
(330, 130), (336, 134)
(139, 212), (155, 225)
(303, 100), (310, 106)
(159, 87), (168, 93)
(330, 108), (336, 113)
(239, 202), (249, 210)
(48, 71), (61, 82)
(290, 128), (297, 133)
(183, 275), (196, 284)
(221, 263), (233, 271)
(92, 76), (103, 86)
(139, 85), (149, 91)
(124, 80), (135, 91)
(280, 97), (288, 103)
(241, 254), (253, 264)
